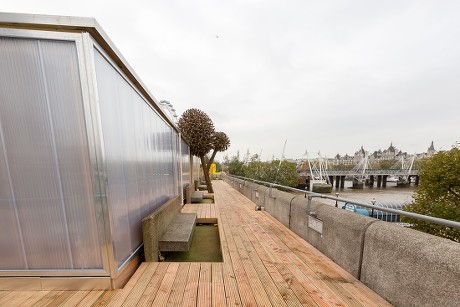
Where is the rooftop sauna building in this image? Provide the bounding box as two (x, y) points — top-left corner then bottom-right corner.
(0, 12), (194, 290)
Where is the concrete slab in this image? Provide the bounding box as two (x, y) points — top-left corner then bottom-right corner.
(159, 213), (197, 251)
(197, 184), (208, 191)
(191, 191), (204, 203)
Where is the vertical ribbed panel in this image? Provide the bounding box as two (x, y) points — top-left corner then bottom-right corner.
(181, 139), (190, 188)
(0, 37), (102, 270)
(94, 50), (178, 268)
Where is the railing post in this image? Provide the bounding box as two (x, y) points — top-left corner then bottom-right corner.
(307, 195), (317, 217)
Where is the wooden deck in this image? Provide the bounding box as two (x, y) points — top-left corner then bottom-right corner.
(0, 181), (392, 306)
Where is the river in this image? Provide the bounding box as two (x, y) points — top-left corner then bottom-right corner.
(317, 179), (416, 207)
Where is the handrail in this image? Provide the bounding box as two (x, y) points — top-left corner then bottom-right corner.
(226, 174), (460, 229)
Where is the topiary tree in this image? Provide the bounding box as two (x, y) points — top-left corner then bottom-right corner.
(402, 148), (460, 242)
(201, 131), (230, 192)
(178, 108), (230, 193)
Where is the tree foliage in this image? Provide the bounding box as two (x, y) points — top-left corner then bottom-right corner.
(403, 148), (460, 242)
(178, 108), (230, 193)
(223, 151), (246, 177)
(178, 108), (215, 157)
(224, 153), (299, 188)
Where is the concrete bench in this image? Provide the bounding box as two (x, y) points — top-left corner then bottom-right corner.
(142, 196), (196, 262)
(191, 191), (204, 203)
(159, 213), (197, 251)
(197, 184), (208, 191)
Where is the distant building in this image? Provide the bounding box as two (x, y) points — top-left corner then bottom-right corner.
(427, 141), (437, 156)
(332, 153), (354, 165)
(330, 142), (435, 166)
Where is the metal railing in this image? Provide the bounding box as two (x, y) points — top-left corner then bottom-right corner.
(226, 175), (460, 229)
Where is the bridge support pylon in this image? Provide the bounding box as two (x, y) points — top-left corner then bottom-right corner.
(368, 175), (375, 187)
(377, 175), (382, 187)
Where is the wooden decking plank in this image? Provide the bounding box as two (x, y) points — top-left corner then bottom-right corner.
(233, 231), (284, 307)
(0, 291), (19, 305)
(151, 262), (180, 307)
(91, 290), (117, 306)
(340, 282), (387, 307)
(221, 260), (242, 306)
(136, 262), (169, 307)
(0, 291), (13, 303)
(31, 290), (65, 307)
(219, 208), (255, 306)
(17, 291), (51, 307)
(219, 183), (301, 306)
(203, 203), (208, 218)
(228, 244), (258, 306)
(228, 185), (353, 307)
(274, 263), (318, 307)
(264, 216), (378, 307)
(181, 262), (200, 307)
(75, 290), (104, 306)
(0, 291), (12, 299)
(241, 225), (303, 307)
(287, 263), (347, 307)
(211, 263), (226, 307)
(216, 183), (378, 307)
(321, 278), (371, 307)
(217, 207), (242, 306)
(43, 291), (76, 306)
(242, 219), (314, 307)
(263, 211), (350, 281)
(210, 202), (216, 218)
(121, 262), (158, 306)
(1, 290), (35, 306)
(166, 262), (190, 307)
(105, 262), (149, 307)
(56, 291), (89, 306)
(197, 263), (212, 307)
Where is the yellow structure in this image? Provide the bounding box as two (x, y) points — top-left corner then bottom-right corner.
(210, 163), (222, 179)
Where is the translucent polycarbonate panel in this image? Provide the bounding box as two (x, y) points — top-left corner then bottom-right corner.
(0, 37), (102, 270)
(181, 139), (190, 188)
(193, 156), (201, 182)
(94, 50), (178, 268)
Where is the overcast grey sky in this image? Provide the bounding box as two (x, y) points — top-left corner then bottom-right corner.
(3, 1), (460, 161)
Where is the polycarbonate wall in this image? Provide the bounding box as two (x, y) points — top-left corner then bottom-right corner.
(181, 139), (190, 189)
(193, 156), (201, 182)
(0, 37), (103, 270)
(94, 49), (179, 268)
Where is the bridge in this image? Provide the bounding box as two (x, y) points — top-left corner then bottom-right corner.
(299, 152), (419, 189)
(324, 169), (419, 176)
(299, 169), (420, 189)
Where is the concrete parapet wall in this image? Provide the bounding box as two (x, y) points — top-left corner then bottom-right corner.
(141, 195), (182, 261)
(260, 187), (296, 228)
(223, 175), (460, 307)
(360, 221), (460, 307)
(287, 196), (310, 239)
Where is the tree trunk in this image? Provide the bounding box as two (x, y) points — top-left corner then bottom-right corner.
(200, 155), (214, 193)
